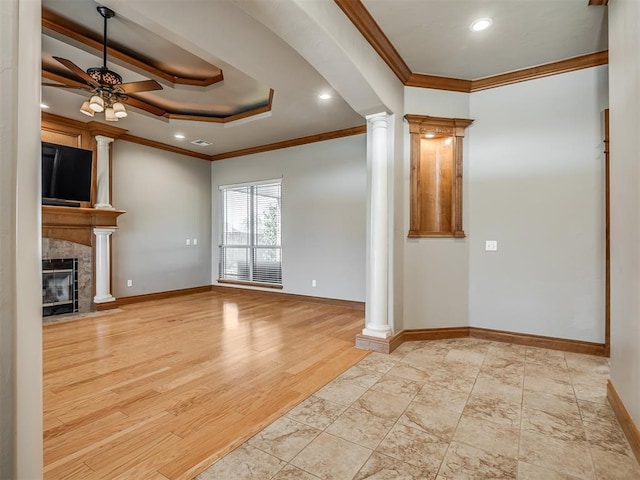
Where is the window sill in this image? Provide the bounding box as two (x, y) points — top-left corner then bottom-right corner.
(218, 279), (283, 290)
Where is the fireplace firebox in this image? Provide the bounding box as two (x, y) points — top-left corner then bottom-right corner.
(42, 258), (78, 317)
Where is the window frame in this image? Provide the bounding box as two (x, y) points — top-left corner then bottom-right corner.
(218, 178), (283, 289)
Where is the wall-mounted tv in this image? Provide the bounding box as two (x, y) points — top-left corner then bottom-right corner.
(42, 142), (93, 207)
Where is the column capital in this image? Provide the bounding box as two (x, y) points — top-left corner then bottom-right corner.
(93, 227), (116, 236)
(366, 111), (389, 128)
(95, 135), (114, 145)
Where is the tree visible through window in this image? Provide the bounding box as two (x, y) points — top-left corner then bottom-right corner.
(219, 180), (282, 285)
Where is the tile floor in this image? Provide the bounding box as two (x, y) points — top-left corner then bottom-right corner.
(196, 338), (640, 480)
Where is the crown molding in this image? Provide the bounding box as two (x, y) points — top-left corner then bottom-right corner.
(42, 8), (223, 87)
(334, 0), (411, 83)
(210, 125), (367, 161)
(119, 134), (212, 161)
(336, 1), (609, 93)
(470, 51), (609, 92)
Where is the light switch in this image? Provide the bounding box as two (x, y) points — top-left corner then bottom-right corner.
(485, 240), (498, 251)
(186, 239), (191, 246)
(193, 238), (198, 245)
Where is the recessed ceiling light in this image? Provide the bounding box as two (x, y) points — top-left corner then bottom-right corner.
(174, 134), (185, 140)
(319, 93), (332, 100)
(424, 133), (435, 139)
(470, 18), (492, 32)
(191, 139), (212, 147)
(40, 103), (50, 109)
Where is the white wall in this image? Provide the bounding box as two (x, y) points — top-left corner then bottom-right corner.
(468, 67), (608, 342)
(211, 135), (367, 302)
(111, 141), (212, 297)
(403, 87), (471, 329)
(0, 0), (43, 477)
(609, 0), (640, 427)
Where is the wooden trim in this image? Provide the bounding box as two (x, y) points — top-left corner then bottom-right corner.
(95, 285), (212, 310)
(588, 0), (609, 5)
(218, 279), (283, 290)
(118, 134), (212, 161)
(355, 331), (403, 354)
(604, 109), (610, 357)
(210, 125), (367, 161)
(469, 327), (606, 356)
(607, 380), (640, 465)
(333, 0), (411, 83)
(402, 327), (471, 342)
(406, 74), (472, 93)
(470, 51), (609, 92)
(42, 8), (224, 87)
(210, 285), (365, 311)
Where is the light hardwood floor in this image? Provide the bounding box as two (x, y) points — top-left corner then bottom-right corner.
(43, 290), (368, 480)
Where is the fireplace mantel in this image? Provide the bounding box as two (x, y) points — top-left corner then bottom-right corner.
(42, 205), (125, 246)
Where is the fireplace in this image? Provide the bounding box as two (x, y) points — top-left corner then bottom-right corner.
(42, 258), (78, 317)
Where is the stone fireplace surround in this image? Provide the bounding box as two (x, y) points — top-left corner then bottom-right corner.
(42, 205), (124, 318)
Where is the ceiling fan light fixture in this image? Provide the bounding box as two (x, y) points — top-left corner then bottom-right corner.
(80, 100), (95, 117)
(104, 107), (118, 122)
(89, 95), (104, 112)
(113, 102), (127, 118)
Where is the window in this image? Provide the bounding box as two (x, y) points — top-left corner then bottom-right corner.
(219, 180), (282, 286)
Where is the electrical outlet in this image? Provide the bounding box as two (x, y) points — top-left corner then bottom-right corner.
(312, 280), (317, 287)
(186, 239), (191, 246)
(485, 240), (498, 251)
(193, 238), (198, 245)
(127, 279), (133, 287)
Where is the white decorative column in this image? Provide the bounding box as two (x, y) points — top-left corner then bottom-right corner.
(93, 227), (116, 303)
(363, 112), (392, 338)
(94, 135), (114, 209)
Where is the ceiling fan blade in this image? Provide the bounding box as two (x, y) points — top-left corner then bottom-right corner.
(53, 56), (100, 88)
(42, 82), (91, 90)
(123, 96), (167, 117)
(118, 79), (163, 94)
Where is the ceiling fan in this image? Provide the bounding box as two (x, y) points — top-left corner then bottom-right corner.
(43, 6), (163, 121)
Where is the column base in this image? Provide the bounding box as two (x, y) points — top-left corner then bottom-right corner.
(94, 295), (115, 304)
(94, 203), (115, 210)
(362, 326), (392, 339)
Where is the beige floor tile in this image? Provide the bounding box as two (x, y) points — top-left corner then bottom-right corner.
(196, 444), (285, 480)
(337, 365), (383, 390)
(400, 348), (446, 369)
(413, 384), (470, 414)
(272, 465), (321, 480)
(569, 368), (609, 388)
(438, 441), (518, 479)
(426, 368), (477, 394)
(376, 423), (448, 474)
(589, 446), (640, 480)
(486, 343), (526, 361)
(286, 395), (347, 429)
(477, 367), (524, 388)
(525, 348), (567, 370)
(517, 461), (583, 479)
(314, 378), (367, 406)
(572, 382), (607, 404)
(522, 390), (580, 418)
(519, 430), (595, 479)
(291, 432), (372, 480)
(564, 352), (609, 373)
(453, 415), (520, 458)
(583, 420), (633, 457)
(521, 406), (586, 442)
(385, 362), (432, 383)
(247, 416), (321, 462)
(353, 389), (412, 421)
(524, 375), (575, 397)
(369, 374), (421, 400)
(577, 399), (618, 427)
(398, 402), (461, 441)
(355, 353), (399, 374)
(463, 393), (521, 428)
(525, 363), (573, 384)
(444, 348), (486, 366)
(471, 377), (523, 404)
(482, 354), (525, 370)
(354, 452), (434, 480)
(325, 406), (395, 449)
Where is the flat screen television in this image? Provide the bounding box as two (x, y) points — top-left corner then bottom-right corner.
(42, 142), (93, 207)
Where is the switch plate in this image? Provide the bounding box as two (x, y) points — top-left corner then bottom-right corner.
(127, 279), (133, 287)
(312, 280), (317, 287)
(193, 238), (198, 245)
(186, 239), (191, 246)
(485, 240), (498, 251)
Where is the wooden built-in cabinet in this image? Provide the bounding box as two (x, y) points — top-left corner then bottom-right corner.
(405, 114), (473, 238)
